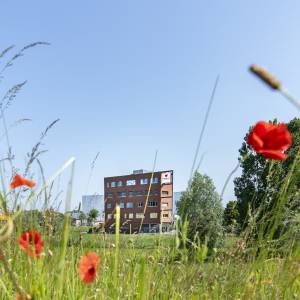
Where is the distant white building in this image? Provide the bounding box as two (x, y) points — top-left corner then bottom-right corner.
(82, 194), (104, 221)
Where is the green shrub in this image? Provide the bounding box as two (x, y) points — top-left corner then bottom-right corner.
(177, 172), (224, 253)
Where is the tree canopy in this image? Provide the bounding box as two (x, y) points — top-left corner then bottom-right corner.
(234, 118), (300, 237)
(177, 172), (224, 251)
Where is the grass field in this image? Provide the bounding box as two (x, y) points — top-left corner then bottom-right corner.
(0, 227), (298, 300)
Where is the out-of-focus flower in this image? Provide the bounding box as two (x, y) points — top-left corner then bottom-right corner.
(247, 121), (292, 160)
(78, 252), (100, 284)
(16, 292), (31, 300)
(18, 230), (44, 258)
(10, 174), (36, 189)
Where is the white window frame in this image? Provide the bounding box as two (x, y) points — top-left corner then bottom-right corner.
(126, 179), (136, 186)
(140, 178), (148, 185)
(136, 213), (144, 219)
(148, 201), (158, 207)
(150, 213), (158, 219)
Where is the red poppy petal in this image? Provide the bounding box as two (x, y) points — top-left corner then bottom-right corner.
(24, 179), (36, 188)
(247, 132), (264, 151)
(252, 121), (275, 138)
(264, 124), (292, 151)
(34, 231), (41, 244)
(78, 252), (100, 284)
(257, 149), (287, 160)
(10, 174), (36, 189)
(10, 174), (24, 189)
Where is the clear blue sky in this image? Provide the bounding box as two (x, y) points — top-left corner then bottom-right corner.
(0, 1), (298, 209)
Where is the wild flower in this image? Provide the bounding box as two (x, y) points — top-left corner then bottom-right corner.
(78, 252), (100, 284)
(18, 230), (44, 258)
(247, 121), (292, 160)
(15, 292), (31, 300)
(10, 173), (35, 189)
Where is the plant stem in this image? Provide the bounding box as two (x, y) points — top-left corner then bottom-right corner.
(279, 87), (300, 110)
(0, 246), (26, 297)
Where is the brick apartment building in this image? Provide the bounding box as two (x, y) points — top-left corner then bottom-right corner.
(104, 169), (173, 233)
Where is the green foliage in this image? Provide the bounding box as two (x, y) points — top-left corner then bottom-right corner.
(177, 172), (224, 252)
(15, 209), (64, 235)
(223, 200), (239, 233)
(234, 118), (300, 233)
(88, 208), (99, 224)
(78, 211), (86, 225)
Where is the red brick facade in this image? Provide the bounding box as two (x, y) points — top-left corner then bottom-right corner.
(104, 170), (173, 233)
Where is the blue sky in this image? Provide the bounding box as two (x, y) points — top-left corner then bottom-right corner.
(0, 1), (298, 209)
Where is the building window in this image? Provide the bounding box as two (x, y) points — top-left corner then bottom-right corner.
(136, 213), (144, 219)
(117, 192), (126, 198)
(140, 178), (148, 185)
(137, 202), (143, 207)
(117, 181), (123, 187)
(120, 202), (125, 208)
(126, 202), (133, 208)
(126, 179), (136, 186)
(162, 203), (168, 208)
(151, 177), (159, 184)
(162, 191), (169, 196)
(128, 213), (133, 219)
(106, 182), (110, 188)
(107, 214), (112, 219)
(124, 213), (127, 218)
(111, 181), (116, 187)
(128, 191), (134, 197)
(148, 201), (158, 207)
(150, 213), (158, 219)
(135, 191), (143, 197)
(163, 213), (168, 218)
(149, 190), (159, 196)
(107, 192), (113, 198)
(107, 203), (112, 209)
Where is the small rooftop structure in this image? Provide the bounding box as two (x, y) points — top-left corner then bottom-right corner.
(132, 169), (149, 175)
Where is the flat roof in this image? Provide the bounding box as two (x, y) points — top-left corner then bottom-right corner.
(104, 170), (173, 179)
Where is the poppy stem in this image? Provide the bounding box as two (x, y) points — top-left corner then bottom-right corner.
(278, 87), (300, 111)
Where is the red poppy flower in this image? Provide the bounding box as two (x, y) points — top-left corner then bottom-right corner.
(78, 252), (100, 284)
(18, 230), (44, 258)
(10, 174), (36, 190)
(247, 121), (292, 160)
(16, 293), (31, 300)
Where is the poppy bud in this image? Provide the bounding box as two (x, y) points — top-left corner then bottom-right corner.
(250, 64), (281, 90)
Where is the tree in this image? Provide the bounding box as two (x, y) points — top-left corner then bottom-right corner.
(88, 209), (99, 225)
(234, 118), (300, 235)
(177, 172), (224, 252)
(223, 200), (239, 233)
(79, 211), (86, 226)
